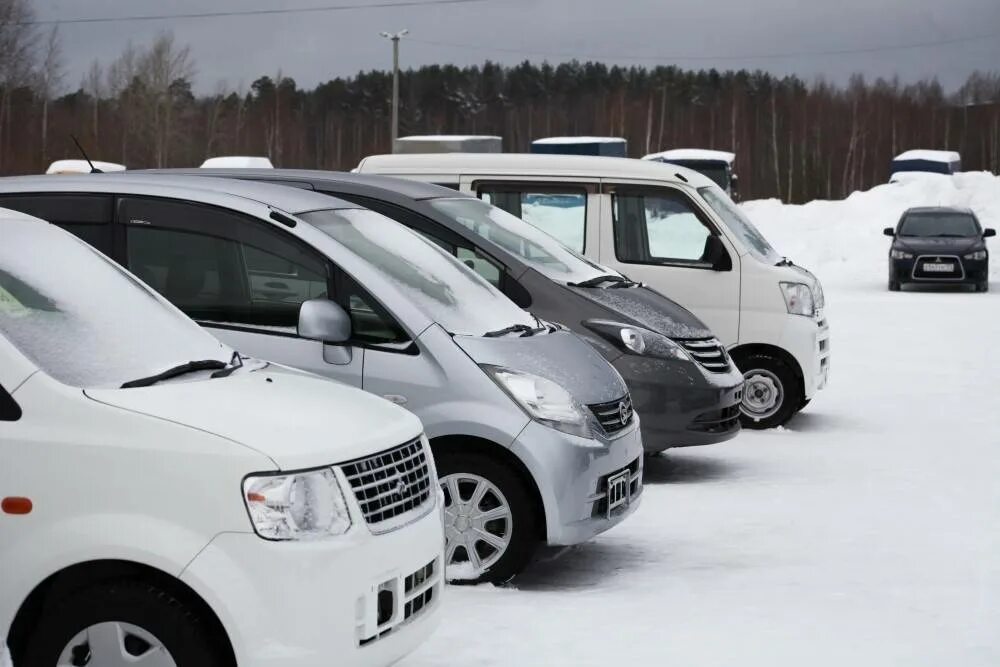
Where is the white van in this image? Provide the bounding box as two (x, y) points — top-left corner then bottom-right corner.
(356, 153), (830, 428)
(1, 211), (443, 666)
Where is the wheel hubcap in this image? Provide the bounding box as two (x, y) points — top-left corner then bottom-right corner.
(58, 622), (176, 667)
(741, 369), (784, 420)
(440, 473), (513, 580)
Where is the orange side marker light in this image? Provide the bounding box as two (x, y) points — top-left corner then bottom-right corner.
(1, 497), (32, 514)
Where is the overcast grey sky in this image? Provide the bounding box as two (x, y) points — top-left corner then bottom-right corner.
(35, 0), (1000, 94)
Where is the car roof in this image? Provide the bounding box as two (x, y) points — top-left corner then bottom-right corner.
(893, 150), (961, 163)
(0, 173), (358, 215)
(904, 205), (975, 215)
(356, 153), (716, 188)
(643, 148), (736, 164)
(149, 168), (463, 201)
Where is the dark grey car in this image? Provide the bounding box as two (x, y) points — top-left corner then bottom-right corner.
(156, 168), (745, 453)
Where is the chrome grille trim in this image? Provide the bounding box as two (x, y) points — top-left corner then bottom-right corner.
(339, 438), (433, 531)
(677, 337), (732, 373)
(588, 394), (634, 436)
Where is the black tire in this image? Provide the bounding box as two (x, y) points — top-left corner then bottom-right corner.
(436, 451), (540, 586)
(888, 280), (901, 291)
(20, 579), (228, 667)
(977, 281), (989, 292)
(798, 397), (812, 411)
(733, 352), (802, 430)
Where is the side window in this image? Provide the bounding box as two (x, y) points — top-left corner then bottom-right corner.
(0, 383), (21, 421)
(479, 187), (587, 252)
(612, 189), (717, 265)
(122, 198), (330, 332)
(340, 276), (409, 346)
(0, 194), (113, 253)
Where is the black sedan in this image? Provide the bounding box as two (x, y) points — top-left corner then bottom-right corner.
(884, 207), (995, 292)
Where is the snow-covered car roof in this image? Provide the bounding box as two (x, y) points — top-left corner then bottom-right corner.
(643, 149), (735, 164)
(398, 135), (501, 142)
(46, 159), (126, 174)
(532, 136), (625, 145)
(200, 156), (274, 169)
(892, 149), (960, 163)
(356, 153), (716, 189)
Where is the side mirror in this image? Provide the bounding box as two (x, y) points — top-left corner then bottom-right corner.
(984, 228), (996, 238)
(883, 227), (896, 237)
(704, 234), (732, 271)
(298, 298), (351, 344)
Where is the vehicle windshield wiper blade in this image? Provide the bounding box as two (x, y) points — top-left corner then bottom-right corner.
(484, 323), (542, 338)
(121, 359), (228, 389)
(569, 274), (627, 288)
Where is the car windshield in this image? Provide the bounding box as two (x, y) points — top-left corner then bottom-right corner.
(428, 197), (619, 284)
(899, 213), (980, 237)
(698, 185), (782, 264)
(0, 220), (229, 388)
(301, 208), (537, 336)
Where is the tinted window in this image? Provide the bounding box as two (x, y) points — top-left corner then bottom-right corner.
(1, 220), (228, 388)
(480, 188), (587, 252)
(613, 189), (716, 264)
(124, 199), (329, 332)
(0, 194), (113, 253)
(0, 383), (21, 421)
(899, 213), (980, 237)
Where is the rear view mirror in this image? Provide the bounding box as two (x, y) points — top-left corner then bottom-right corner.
(704, 235), (732, 271)
(883, 227), (896, 237)
(298, 298), (351, 343)
(984, 228), (996, 238)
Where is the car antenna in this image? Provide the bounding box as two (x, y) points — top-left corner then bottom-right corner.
(71, 135), (103, 173)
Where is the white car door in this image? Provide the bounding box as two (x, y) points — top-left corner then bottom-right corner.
(596, 182), (742, 345)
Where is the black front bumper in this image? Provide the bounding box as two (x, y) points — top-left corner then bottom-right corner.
(613, 355), (743, 453)
(891, 256), (988, 285)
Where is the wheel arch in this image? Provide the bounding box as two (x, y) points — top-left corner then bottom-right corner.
(429, 434), (547, 541)
(729, 343), (805, 397)
(7, 559), (236, 666)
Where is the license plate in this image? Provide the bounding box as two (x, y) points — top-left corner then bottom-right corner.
(923, 262), (955, 273)
(606, 469), (631, 517)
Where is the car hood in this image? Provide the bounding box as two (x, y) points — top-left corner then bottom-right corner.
(895, 236), (982, 254)
(568, 284), (712, 339)
(454, 329), (628, 405)
(85, 364), (423, 471)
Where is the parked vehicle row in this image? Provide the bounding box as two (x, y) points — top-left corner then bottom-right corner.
(1, 153), (830, 667)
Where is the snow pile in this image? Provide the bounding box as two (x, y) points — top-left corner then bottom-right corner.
(743, 171), (1000, 287)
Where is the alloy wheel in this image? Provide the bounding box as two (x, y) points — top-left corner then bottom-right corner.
(58, 622), (176, 667)
(440, 472), (513, 580)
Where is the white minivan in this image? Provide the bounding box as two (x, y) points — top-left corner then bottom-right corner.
(0, 212), (443, 666)
(357, 153), (831, 428)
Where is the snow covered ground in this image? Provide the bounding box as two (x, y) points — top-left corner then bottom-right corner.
(402, 172), (1000, 666)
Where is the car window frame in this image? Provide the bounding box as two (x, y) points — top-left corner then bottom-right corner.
(606, 183), (729, 270)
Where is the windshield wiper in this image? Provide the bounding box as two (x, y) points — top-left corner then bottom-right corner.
(569, 275), (628, 288)
(210, 351), (246, 379)
(484, 323), (545, 338)
(121, 359), (228, 389)
(776, 257), (795, 267)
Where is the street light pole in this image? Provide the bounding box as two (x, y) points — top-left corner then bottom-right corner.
(380, 29), (408, 150)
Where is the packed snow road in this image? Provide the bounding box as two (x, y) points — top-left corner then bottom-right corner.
(403, 173), (1000, 667)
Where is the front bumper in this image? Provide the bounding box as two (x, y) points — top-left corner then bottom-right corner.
(778, 309), (831, 400)
(511, 418), (644, 547)
(890, 256), (988, 284)
(180, 503), (444, 667)
(613, 355), (744, 452)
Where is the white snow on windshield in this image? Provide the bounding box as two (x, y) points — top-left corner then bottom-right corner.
(0, 221), (229, 388)
(304, 209), (535, 336)
(430, 198), (616, 284)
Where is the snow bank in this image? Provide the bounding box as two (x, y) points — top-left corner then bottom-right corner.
(742, 171), (1000, 287)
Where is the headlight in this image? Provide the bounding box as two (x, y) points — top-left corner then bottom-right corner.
(583, 320), (691, 362)
(779, 282), (815, 317)
(482, 365), (591, 437)
(964, 250), (987, 260)
(243, 467), (352, 540)
(890, 249), (914, 260)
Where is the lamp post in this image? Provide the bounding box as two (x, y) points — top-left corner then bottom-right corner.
(380, 29), (408, 149)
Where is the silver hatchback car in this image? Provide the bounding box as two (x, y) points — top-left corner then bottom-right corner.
(0, 174), (644, 583)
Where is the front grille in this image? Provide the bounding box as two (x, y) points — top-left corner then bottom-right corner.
(340, 438), (433, 528)
(677, 338), (732, 373)
(912, 255), (965, 280)
(592, 457), (643, 518)
(359, 558), (439, 647)
(588, 394), (634, 436)
(689, 405), (741, 434)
